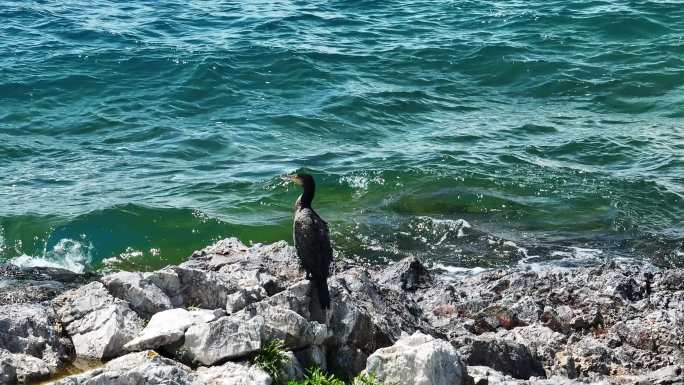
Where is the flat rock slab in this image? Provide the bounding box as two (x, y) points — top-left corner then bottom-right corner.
(196, 361), (273, 385)
(125, 308), (222, 351)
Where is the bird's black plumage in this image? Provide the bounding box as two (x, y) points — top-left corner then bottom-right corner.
(291, 174), (332, 309)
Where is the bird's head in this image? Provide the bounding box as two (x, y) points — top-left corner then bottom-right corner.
(283, 172), (316, 207)
(284, 173), (315, 188)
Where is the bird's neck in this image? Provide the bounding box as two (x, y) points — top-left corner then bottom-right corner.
(297, 184), (315, 209)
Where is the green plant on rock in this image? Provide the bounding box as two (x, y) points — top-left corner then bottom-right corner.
(351, 373), (387, 385)
(286, 367), (391, 385)
(252, 339), (289, 385)
(288, 367), (344, 385)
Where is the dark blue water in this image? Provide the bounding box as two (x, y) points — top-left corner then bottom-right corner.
(1, 0), (683, 272)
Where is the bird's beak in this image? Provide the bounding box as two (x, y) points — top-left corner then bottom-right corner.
(281, 174), (303, 185)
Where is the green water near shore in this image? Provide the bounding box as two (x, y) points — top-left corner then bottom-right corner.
(1, 0), (683, 271)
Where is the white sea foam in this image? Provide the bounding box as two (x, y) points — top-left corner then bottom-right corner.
(433, 262), (489, 281)
(101, 247), (146, 268)
(340, 173), (385, 191)
(415, 217), (472, 241)
(9, 238), (92, 273)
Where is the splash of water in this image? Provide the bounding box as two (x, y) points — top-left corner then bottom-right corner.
(9, 238), (93, 273)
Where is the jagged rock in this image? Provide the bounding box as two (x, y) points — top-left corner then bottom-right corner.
(0, 350), (52, 385)
(143, 268), (185, 307)
(50, 350), (197, 385)
(377, 257), (432, 291)
(0, 264), (96, 305)
(0, 303), (70, 370)
(195, 361), (273, 385)
(657, 270), (684, 291)
(183, 238), (302, 295)
(0, 352), (51, 384)
(326, 273), (392, 378)
(496, 325), (566, 367)
(467, 365), (599, 385)
(455, 335), (545, 380)
(0, 278), (65, 306)
(261, 281), (312, 319)
(553, 352), (577, 379)
(171, 267), (240, 310)
(243, 303), (329, 348)
(0, 354), (16, 385)
(181, 315), (262, 365)
(181, 303), (328, 366)
(101, 266), (243, 316)
(625, 365), (684, 385)
(227, 286), (268, 314)
(469, 305), (525, 334)
(283, 352), (306, 381)
(561, 335), (612, 376)
(326, 267), (432, 379)
(124, 308), (222, 351)
(294, 345), (327, 372)
(611, 309), (684, 353)
(365, 332), (466, 385)
(4, 238), (683, 385)
(101, 272), (174, 318)
(505, 296), (542, 325)
(467, 366), (514, 385)
(54, 282), (144, 359)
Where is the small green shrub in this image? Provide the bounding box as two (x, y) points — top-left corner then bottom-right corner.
(252, 339), (289, 384)
(287, 367), (391, 385)
(351, 373), (385, 385)
(287, 367), (343, 385)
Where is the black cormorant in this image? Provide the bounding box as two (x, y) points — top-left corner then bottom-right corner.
(286, 173), (332, 309)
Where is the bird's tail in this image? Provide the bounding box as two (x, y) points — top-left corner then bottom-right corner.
(315, 279), (330, 309)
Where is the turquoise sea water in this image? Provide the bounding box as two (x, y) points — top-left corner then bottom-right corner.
(1, 0), (683, 272)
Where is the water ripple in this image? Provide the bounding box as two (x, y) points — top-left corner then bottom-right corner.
(1, 0), (683, 269)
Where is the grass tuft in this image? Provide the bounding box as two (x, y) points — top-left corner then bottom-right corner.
(252, 339), (289, 385)
(287, 367), (392, 385)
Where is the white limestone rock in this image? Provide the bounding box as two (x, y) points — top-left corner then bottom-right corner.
(181, 315), (263, 365)
(365, 332), (467, 385)
(101, 271), (174, 318)
(226, 286), (268, 314)
(54, 282), (144, 359)
(124, 308), (221, 351)
(195, 361), (273, 385)
(50, 350), (198, 385)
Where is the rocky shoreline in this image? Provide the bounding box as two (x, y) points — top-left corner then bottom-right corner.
(1, 238), (682, 385)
